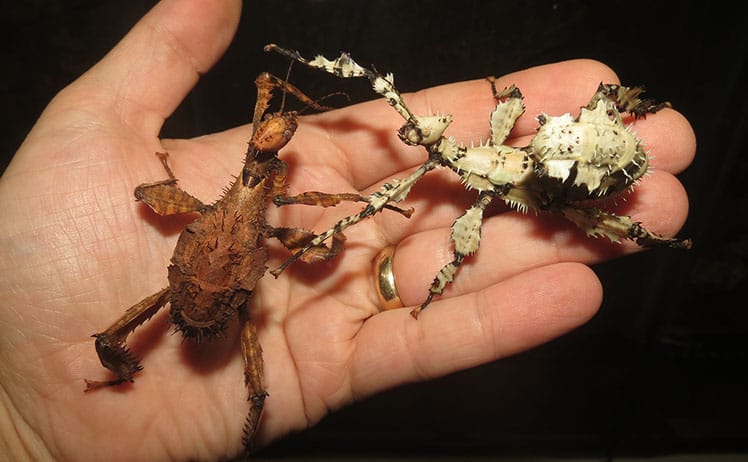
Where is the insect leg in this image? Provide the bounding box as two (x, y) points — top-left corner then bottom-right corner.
(238, 305), (267, 452)
(413, 192), (495, 318)
(267, 45), (458, 151)
(274, 191), (414, 217)
(264, 44), (418, 123)
(84, 288), (171, 391)
(270, 159), (438, 277)
(269, 180), (410, 263)
(267, 225), (347, 263)
(268, 203), (378, 277)
(588, 84), (671, 118)
(134, 152), (207, 215)
(486, 79), (526, 146)
(561, 207), (692, 249)
(253, 71), (339, 139)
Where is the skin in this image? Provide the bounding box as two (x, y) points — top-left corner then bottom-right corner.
(0, 0), (695, 460)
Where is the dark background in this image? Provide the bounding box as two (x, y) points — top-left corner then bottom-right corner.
(2, 1), (746, 459)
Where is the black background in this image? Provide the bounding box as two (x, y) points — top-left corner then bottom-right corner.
(2, 1), (746, 459)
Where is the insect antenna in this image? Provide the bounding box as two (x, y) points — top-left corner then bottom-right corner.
(282, 55), (349, 114)
(278, 59), (294, 113)
(299, 91), (350, 115)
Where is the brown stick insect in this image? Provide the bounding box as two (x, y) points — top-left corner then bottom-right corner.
(83, 70), (411, 451)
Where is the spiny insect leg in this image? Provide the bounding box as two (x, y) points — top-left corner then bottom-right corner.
(251, 71), (336, 137)
(412, 192), (495, 318)
(256, 72), (338, 113)
(264, 44), (417, 123)
(238, 305), (267, 452)
(134, 152), (207, 216)
(274, 191), (414, 217)
(270, 160), (438, 277)
(267, 225), (346, 263)
(589, 83), (671, 118)
(561, 207), (692, 249)
(486, 79), (525, 146)
(269, 203), (378, 277)
(84, 287), (171, 391)
(247, 72), (341, 181)
(270, 192), (413, 265)
(265, 43), (374, 81)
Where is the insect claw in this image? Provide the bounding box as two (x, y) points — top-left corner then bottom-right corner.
(83, 377), (129, 392)
(664, 237), (693, 250)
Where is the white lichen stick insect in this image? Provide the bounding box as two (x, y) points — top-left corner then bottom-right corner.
(265, 44), (692, 318)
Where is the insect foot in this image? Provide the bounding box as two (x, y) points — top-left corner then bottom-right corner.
(266, 45), (692, 317)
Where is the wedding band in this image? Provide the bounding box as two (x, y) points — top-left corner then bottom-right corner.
(372, 246), (403, 310)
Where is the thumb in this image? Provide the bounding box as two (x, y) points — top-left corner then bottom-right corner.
(43, 0), (242, 138)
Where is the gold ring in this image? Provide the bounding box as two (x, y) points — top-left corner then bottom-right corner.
(372, 246), (403, 310)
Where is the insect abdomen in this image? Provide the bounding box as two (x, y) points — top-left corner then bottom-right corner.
(168, 207), (267, 341)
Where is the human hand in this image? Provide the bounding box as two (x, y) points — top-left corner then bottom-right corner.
(0, 0), (694, 460)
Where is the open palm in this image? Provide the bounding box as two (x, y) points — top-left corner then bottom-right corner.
(0, 1), (694, 461)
